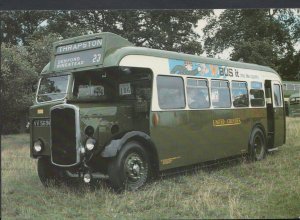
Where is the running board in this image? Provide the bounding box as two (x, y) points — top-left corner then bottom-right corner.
(268, 147), (279, 152)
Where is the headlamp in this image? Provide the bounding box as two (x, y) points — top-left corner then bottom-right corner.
(83, 173), (92, 183)
(33, 140), (43, 152)
(85, 138), (96, 151)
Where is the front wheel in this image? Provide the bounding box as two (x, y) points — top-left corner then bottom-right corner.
(37, 157), (64, 187)
(248, 127), (266, 161)
(107, 141), (151, 191)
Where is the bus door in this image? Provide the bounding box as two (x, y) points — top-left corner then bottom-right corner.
(265, 80), (285, 147)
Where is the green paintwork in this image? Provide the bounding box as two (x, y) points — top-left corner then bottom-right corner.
(273, 107), (285, 145)
(150, 108), (267, 170)
(30, 101), (145, 158)
(29, 100), (64, 157)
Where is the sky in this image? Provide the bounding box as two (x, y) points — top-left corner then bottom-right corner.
(194, 9), (232, 60)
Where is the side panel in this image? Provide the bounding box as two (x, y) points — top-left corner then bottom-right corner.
(150, 110), (213, 170)
(211, 109), (250, 159)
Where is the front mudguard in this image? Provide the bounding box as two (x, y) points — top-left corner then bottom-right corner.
(101, 131), (153, 158)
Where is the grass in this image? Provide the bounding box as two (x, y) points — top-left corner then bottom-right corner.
(2, 117), (300, 219)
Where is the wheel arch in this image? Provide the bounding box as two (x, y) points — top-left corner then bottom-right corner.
(248, 123), (267, 149)
(253, 123), (267, 137)
(101, 131), (159, 173)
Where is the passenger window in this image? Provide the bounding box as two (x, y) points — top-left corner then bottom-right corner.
(211, 80), (231, 108)
(273, 84), (282, 107)
(157, 76), (185, 109)
(232, 81), (249, 107)
(187, 79), (209, 109)
(250, 81), (265, 107)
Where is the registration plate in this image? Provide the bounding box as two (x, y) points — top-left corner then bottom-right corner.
(33, 119), (50, 127)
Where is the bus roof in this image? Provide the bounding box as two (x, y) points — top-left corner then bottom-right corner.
(42, 32), (279, 76)
(104, 46), (278, 74)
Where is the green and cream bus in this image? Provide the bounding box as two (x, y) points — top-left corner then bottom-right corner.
(30, 32), (285, 191)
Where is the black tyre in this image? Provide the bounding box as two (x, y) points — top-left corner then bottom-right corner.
(37, 157), (64, 187)
(248, 127), (267, 161)
(107, 141), (151, 191)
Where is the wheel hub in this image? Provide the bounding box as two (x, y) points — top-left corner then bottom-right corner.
(125, 153), (145, 181)
(132, 164), (140, 175)
(254, 136), (262, 157)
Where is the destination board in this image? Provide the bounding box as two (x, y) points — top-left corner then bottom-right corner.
(53, 38), (103, 71)
(56, 39), (102, 54)
(54, 48), (102, 70)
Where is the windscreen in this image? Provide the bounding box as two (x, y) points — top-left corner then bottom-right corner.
(73, 72), (112, 101)
(37, 75), (69, 102)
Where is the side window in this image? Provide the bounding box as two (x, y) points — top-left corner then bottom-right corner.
(250, 81), (265, 107)
(232, 81), (249, 107)
(211, 80), (231, 108)
(157, 76), (185, 109)
(273, 84), (282, 107)
(187, 78), (210, 109)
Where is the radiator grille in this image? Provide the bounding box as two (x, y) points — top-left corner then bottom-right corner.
(51, 107), (77, 165)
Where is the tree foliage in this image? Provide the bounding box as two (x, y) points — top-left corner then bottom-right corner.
(203, 9), (300, 80)
(1, 11), (52, 46)
(46, 10), (212, 54)
(1, 43), (38, 133)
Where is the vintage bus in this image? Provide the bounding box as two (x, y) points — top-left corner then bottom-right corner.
(29, 32), (286, 191)
(282, 81), (300, 116)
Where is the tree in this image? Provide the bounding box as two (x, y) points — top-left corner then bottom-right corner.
(26, 33), (62, 73)
(203, 9), (300, 80)
(1, 11), (53, 45)
(1, 43), (38, 134)
(46, 10), (212, 54)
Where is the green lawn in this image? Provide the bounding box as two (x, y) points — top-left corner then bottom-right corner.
(2, 118), (300, 219)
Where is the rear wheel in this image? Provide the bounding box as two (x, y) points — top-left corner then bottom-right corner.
(248, 127), (266, 161)
(107, 141), (151, 191)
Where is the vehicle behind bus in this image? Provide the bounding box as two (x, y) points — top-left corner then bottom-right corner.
(289, 93), (300, 117)
(29, 32), (286, 191)
(282, 81), (300, 116)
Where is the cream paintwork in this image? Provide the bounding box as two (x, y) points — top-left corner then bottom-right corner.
(119, 55), (282, 111)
